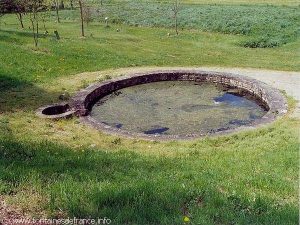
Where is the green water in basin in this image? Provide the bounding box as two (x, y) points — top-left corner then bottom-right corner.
(90, 81), (267, 136)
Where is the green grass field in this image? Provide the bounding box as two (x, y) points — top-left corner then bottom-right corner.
(0, 1), (299, 224)
(57, 2), (300, 48)
(177, 0), (299, 5)
(104, 0), (299, 6)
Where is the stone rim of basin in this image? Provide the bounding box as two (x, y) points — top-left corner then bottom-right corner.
(37, 69), (288, 140)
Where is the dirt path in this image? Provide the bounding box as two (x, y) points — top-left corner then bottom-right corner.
(0, 197), (25, 225)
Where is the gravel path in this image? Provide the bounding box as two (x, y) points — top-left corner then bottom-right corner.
(127, 67), (300, 117)
(197, 67), (300, 117)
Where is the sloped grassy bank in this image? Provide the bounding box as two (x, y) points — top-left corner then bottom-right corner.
(0, 115), (298, 224)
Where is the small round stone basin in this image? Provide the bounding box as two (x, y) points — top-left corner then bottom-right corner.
(37, 103), (75, 119)
(90, 81), (267, 136)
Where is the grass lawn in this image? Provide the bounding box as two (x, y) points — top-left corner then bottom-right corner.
(0, 2), (299, 225)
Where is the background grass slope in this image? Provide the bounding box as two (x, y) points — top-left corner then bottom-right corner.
(63, 1), (300, 48)
(99, 3), (300, 48)
(0, 17), (299, 92)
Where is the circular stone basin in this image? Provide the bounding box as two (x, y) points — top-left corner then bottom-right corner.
(70, 70), (287, 140)
(90, 81), (267, 136)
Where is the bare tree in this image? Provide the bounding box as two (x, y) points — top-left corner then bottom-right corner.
(172, 0), (179, 35)
(78, 0), (84, 36)
(77, 0), (95, 36)
(0, 0), (26, 28)
(41, 10), (48, 33)
(83, 5), (92, 26)
(27, 0), (46, 47)
(16, 11), (24, 28)
(29, 6), (39, 47)
(59, 0), (64, 9)
(15, 0), (26, 28)
(53, 0), (60, 23)
(70, 0), (74, 9)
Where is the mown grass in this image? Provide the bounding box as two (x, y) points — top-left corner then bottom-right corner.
(0, 115), (299, 224)
(0, 3), (299, 224)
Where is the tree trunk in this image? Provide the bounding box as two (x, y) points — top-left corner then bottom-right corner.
(30, 10), (39, 47)
(55, 0), (60, 23)
(175, 12), (178, 35)
(174, 0), (179, 35)
(17, 13), (24, 29)
(42, 15), (48, 33)
(36, 18), (39, 47)
(60, 0), (65, 9)
(78, 0), (85, 37)
(30, 16), (37, 47)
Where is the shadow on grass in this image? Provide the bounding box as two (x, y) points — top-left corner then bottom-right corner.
(0, 29), (56, 47)
(0, 33), (22, 44)
(0, 137), (298, 225)
(0, 29), (51, 39)
(0, 73), (64, 112)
